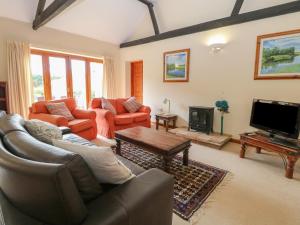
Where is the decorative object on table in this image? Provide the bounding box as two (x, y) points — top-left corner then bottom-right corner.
(155, 113), (177, 132)
(254, 29), (300, 80)
(163, 49), (190, 82)
(163, 98), (171, 113)
(215, 100), (229, 135)
(188, 106), (214, 135)
(114, 141), (228, 221)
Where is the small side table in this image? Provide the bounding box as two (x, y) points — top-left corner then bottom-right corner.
(155, 113), (177, 132)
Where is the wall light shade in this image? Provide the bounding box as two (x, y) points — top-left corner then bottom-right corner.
(207, 35), (227, 46)
(210, 43), (225, 53)
(207, 35), (227, 53)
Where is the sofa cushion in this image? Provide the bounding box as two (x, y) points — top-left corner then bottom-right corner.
(25, 119), (63, 144)
(3, 131), (103, 202)
(114, 114), (134, 125)
(123, 97), (142, 113)
(116, 98), (129, 114)
(53, 140), (135, 184)
(68, 119), (93, 133)
(32, 98), (77, 114)
(46, 102), (75, 121)
(132, 112), (149, 123)
(102, 98), (117, 115)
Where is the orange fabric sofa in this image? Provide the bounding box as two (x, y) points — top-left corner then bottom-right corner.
(90, 98), (151, 139)
(29, 98), (97, 140)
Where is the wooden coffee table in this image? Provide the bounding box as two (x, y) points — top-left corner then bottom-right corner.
(115, 127), (191, 172)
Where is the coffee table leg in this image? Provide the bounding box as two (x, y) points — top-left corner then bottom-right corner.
(116, 139), (122, 156)
(183, 148), (189, 166)
(163, 157), (171, 173)
(166, 121), (169, 132)
(286, 157), (297, 179)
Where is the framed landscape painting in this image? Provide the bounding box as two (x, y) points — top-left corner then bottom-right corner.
(164, 49), (190, 82)
(254, 29), (300, 80)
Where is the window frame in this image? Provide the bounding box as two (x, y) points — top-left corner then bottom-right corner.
(30, 49), (103, 108)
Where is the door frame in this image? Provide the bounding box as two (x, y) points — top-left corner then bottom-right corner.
(130, 60), (143, 103)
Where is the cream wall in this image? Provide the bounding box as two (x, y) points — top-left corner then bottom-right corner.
(120, 13), (300, 138)
(0, 17), (120, 82)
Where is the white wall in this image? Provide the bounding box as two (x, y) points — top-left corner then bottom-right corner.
(120, 13), (300, 138)
(0, 17), (120, 82)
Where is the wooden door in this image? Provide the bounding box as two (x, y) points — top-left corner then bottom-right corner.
(131, 61), (143, 103)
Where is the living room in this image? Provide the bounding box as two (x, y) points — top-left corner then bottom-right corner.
(0, 1), (299, 225)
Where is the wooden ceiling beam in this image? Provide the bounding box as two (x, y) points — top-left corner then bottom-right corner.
(33, 0), (78, 30)
(138, 0), (160, 35)
(121, 1), (300, 48)
(231, 0), (244, 16)
(35, 0), (46, 20)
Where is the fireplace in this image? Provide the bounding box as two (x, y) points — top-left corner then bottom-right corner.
(188, 106), (214, 135)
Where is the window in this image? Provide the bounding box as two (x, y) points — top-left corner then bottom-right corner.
(30, 54), (45, 101)
(30, 49), (103, 108)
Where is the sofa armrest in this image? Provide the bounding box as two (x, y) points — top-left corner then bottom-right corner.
(110, 168), (173, 225)
(0, 144), (87, 225)
(0, 189), (43, 225)
(138, 106), (151, 114)
(72, 109), (96, 120)
(92, 108), (114, 121)
(28, 113), (68, 127)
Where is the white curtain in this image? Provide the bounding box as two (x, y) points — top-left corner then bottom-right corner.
(7, 41), (33, 118)
(102, 57), (116, 98)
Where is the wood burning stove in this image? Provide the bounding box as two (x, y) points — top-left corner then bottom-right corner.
(188, 106), (214, 134)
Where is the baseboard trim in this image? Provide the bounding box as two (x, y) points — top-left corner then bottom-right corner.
(230, 138), (241, 144)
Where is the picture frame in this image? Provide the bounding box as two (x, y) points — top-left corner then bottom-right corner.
(163, 49), (190, 82)
(254, 29), (300, 80)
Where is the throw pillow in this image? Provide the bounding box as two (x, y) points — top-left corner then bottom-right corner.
(101, 98), (117, 115)
(123, 97), (142, 113)
(46, 102), (74, 121)
(53, 140), (135, 184)
(25, 119), (63, 144)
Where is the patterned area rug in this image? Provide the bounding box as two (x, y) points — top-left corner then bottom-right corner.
(118, 142), (228, 221)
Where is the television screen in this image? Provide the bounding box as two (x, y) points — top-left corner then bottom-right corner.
(250, 100), (300, 138)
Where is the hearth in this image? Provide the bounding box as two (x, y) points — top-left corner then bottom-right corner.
(188, 106), (214, 134)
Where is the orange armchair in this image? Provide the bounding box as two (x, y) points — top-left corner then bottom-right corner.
(90, 98), (151, 139)
(29, 98), (97, 140)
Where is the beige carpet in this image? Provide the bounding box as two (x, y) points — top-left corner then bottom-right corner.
(173, 142), (300, 225)
(93, 134), (300, 225)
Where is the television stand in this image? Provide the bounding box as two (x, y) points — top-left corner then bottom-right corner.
(270, 137), (300, 150)
(240, 133), (300, 179)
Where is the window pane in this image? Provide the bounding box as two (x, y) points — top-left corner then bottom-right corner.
(49, 57), (67, 100)
(90, 62), (103, 99)
(71, 59), (86, 108)
(30, 54), (45, 101)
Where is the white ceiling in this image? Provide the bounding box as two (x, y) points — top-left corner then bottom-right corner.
(0, 0), (296, 44)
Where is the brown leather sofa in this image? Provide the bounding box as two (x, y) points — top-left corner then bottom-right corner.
(0, 114), (174, 225)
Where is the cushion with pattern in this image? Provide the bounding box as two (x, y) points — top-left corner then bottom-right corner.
(46, 102), (74, 121)
(123, 97), (142, 113)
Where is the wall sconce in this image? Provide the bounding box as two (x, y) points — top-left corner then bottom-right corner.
(209, 43), (226, 53)
(207, 35), (227, 54)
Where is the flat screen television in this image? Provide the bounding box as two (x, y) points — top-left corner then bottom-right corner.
(250, 99), (300, 139)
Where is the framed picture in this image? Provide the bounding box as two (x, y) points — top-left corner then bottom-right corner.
(163, 49), (190, 82)
(254, 29), (300, 80)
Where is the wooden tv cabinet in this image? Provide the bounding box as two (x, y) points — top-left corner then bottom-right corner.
(240, 133), (300, 179)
